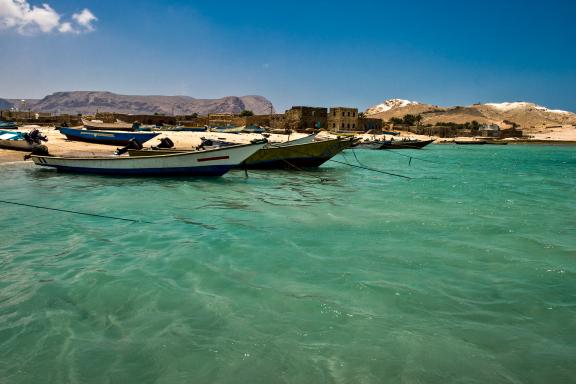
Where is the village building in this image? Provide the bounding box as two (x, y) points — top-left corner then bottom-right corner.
(358, 117), (383, 132)
(208, 113), (235, 127)
(479, 123), (501, 137)
(284, 106), (328, 131)
(328, 107), (358, 131)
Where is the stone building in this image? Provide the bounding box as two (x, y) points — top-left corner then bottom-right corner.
(328, 107), (359, 131)
(479, 123), (500, 138)
(208, 113), (235, 127)
(359, 117), (383, 132)
(284, 106), (328, 131)
(500, 127), (523, 138)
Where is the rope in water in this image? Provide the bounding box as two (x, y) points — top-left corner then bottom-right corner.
(379, 148), (441, 165)
(266, 140), (412, 180)
(0, 199), (155, 224)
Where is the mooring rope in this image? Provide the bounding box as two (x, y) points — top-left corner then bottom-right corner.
(379, 148), (441, 165)
(266, 140), (412, 180)
(0, 199), (154, 224)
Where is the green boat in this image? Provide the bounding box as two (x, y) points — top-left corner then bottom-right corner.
(128, 136), (354, 169)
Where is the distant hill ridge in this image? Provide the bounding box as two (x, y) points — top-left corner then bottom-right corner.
(365, 99), (576, 128)
(2, 91), (275, 115)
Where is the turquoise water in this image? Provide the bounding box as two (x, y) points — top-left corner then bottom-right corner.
(1, 145), (575, 383)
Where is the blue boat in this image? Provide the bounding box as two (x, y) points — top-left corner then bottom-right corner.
(58, 127), (160, 146)
(0, 121), (19, 129)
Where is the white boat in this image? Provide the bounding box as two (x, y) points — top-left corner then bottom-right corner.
(82, 119), (137, 131)
(209, 126), (245, 133)
(30, 142), (266, 176)
(271, 133), (317, 147)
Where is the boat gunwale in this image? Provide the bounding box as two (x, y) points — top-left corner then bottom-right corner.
(30, 142), (262, 161)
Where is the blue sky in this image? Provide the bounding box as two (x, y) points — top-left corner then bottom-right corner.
(1, 0), (575, 112)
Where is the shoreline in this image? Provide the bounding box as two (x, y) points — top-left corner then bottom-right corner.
(2, 127), (576, 165)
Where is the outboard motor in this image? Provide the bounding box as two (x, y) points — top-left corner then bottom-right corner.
(196, 138), (213, 151)
(114, 138), (143, 155)
(23, 129), (48, 144)
(153, 137), (174, 149)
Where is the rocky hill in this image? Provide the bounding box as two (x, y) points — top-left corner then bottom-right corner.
(0, 98), (14, 111)
(4, 92), (275, 115)
(365, 99), (576, 129)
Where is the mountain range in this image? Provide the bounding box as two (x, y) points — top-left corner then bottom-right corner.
(0, 91), (275, 116)
(2, 92), (574, 130)
(365, 99), (576, 128)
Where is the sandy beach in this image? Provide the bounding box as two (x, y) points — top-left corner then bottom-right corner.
(1, 125), (575, 165)
(0, 127), (312, 165)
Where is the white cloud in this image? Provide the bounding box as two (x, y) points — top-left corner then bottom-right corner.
(58, 21), (72, 33)
(72, 8), (96, 31)
(0, 0), (97, 35)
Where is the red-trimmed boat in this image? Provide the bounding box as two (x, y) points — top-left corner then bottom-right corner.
(29, 142), (266, 176)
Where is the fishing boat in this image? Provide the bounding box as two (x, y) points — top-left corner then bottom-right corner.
(270, 133), (317, 147)
(158, 126), (208, 132)
(483, 140), (508, 145)
(244, 137), (353, 169)
(209, 125), (245, 133)
(128, 135), (354, 169)
(0, 120), (19, 129)
(241, 125), (266, 133)
(82, 119), (138, 131)
(379, 138), (434, 149)
(58, 127), (160, 146)
(454, 140), (487, 145)
(29, 142), (266, 176)
(0, 129), (47, 152)
(197, 134), (318, 149)
(354, 140), (383, 150)
(356, 138), (434, 150)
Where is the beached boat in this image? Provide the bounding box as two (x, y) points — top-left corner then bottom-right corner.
(158, 126), (208, 132)
(241, 125), (266, 133)
(128, 135), (353, 169)
(29, 142), (266, 176)
(58, 127), (160, 146)
(209, 126), (245, 133)
(0, 129), (47, 152)
(82, 119), (138, 131)
(0, 121), (19, 129)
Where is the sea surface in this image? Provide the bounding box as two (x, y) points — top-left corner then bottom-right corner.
(0, 144), (575, 384)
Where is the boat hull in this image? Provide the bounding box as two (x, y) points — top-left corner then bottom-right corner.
(0, 131), (45, 152)
(378, 139), (434, 149)
(454, 141), (487, 145)
(241, 138), (350, 169)
(127, 137), (352, 169)
(355, 139), (434, 150)
(0, 139), (38, 151)
(0, 122), (19, 130)
(30, 143), (265, 177)
(82, 119), (135, 131)
(58, 127), (160, 146)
